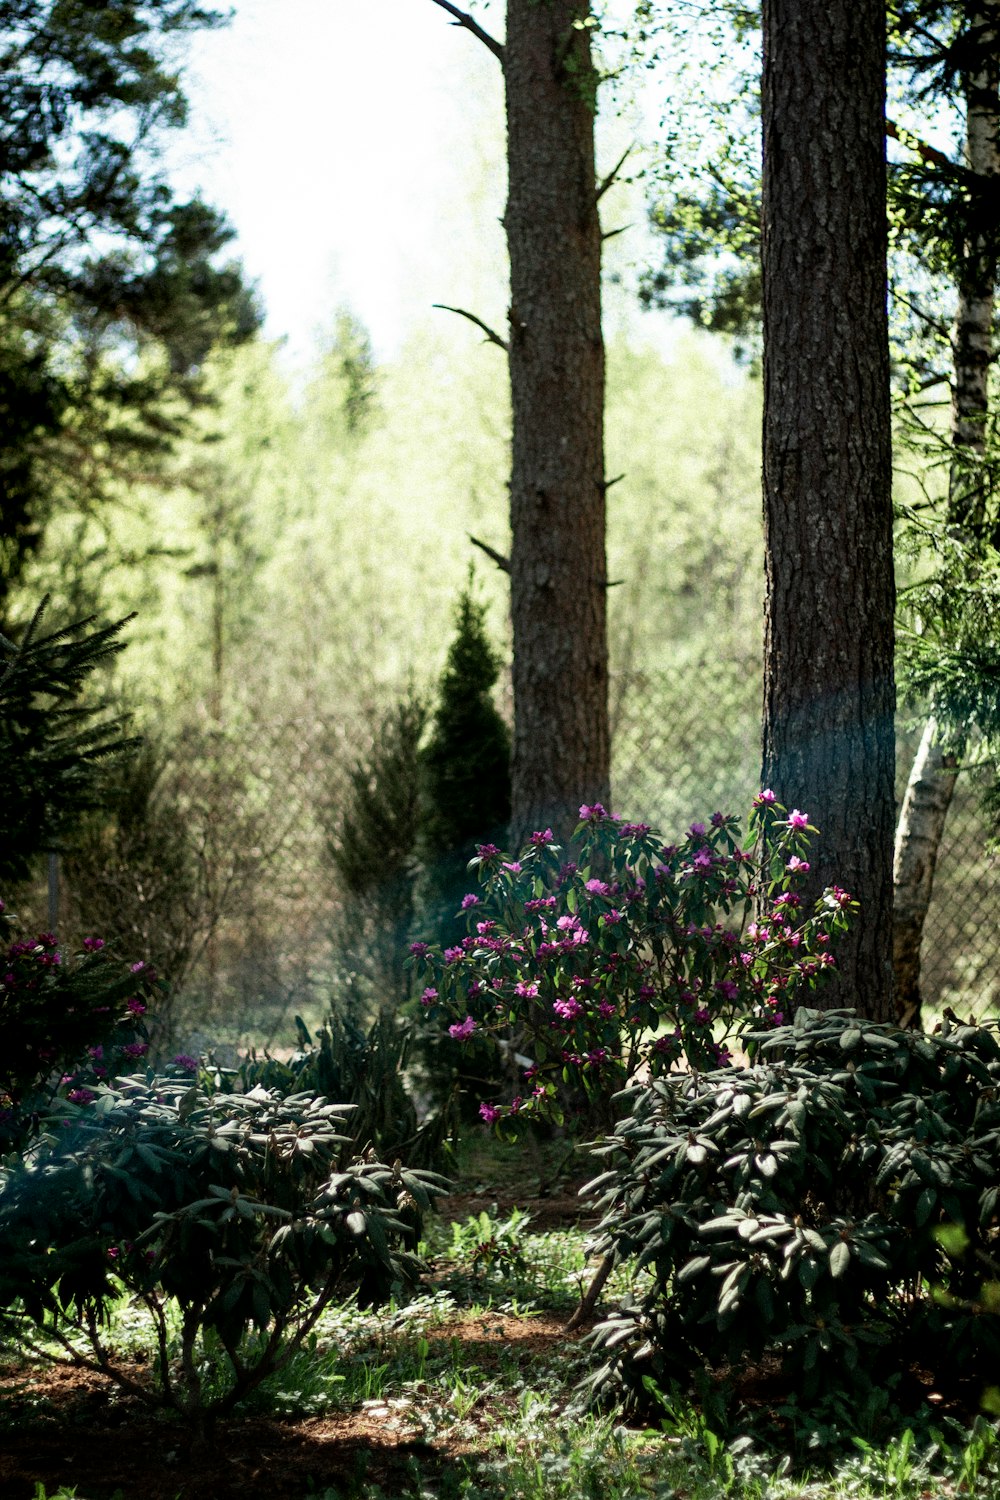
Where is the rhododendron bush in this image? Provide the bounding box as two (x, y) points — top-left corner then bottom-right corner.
(411, 796), (854, 1127)
(0, 899), (156, 1148)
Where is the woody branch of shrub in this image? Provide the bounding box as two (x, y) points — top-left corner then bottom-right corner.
(409, 795), (855, 1133)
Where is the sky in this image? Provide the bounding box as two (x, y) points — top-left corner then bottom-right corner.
(169, 0), (511, 366)
(165, 0), (688, 372)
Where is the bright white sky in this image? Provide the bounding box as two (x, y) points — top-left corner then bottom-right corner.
(169, 0), (513, 365)
(168, 0), (677, 368)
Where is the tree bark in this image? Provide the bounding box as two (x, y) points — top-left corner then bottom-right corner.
(505, 0), (610, 844)
(893, 718), (958, 1027)
(761, 0), (896, 1021)
(892, 2), (998, 1027)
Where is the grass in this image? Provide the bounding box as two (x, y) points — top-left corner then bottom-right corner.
(8, 1202), (1000, 1499)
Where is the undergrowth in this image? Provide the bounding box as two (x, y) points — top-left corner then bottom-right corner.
(10, 1205), (1000, 1500)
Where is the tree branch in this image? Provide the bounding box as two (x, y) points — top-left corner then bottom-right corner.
(433, 303), (509, 352)
(890, 288), (951, 340)
(469, 534), (510, 573)
(886, 119), (957, 173)
(595, 146), (633, 203)
(427, 0), (505, 64)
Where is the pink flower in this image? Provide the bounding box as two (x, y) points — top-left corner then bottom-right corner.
(82, 937), (105, 952)
(126, 997), (146, 1015)
(121, 1041), (148, 1059)
(689, 822), (707, 838)
(529, 828), (554, 845)
(461, 893), (480, 909)
(787, 809), (809, 830)
(479, 1103), (501, 1124)
(502, 861), (523, 874)
(754, 788), (777, 806)
(585, 878), (611, 897)
(409, 942), (429, 956)
(448, 1015), (476, 1041)
(578, 802), (607, 821)
(444, 946), (465, 964)
(786, 856), (810, 873)
(692, 848), (713, 870)
(553, 996), (583, 1021)
(420, 987), (438, 1006)
(514, 981), (539, 998)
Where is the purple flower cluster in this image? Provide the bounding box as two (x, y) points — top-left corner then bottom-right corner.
(409, 795), (854, 1130)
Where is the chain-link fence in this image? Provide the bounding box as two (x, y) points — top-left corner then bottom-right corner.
(38, 662), (1000, 1043)
(614, 658), (1000, 1021)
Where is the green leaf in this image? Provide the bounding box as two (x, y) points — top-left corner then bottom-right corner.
(915, 1187), (937, 1227)
(829, 1240), (851, 1278)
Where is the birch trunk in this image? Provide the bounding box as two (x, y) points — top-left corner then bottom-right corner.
(892, 4), (999, 1026)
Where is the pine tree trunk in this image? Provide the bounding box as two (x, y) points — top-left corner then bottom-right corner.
(892, 4), (998, 1027)
(760, 0), (896, 1021)
(505, 0), (610, 845)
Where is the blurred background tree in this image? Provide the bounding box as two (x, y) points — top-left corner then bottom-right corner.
(0, 0), (259, 628)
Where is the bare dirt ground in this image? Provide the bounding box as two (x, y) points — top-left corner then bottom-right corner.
(0, 1312), (586, 1500)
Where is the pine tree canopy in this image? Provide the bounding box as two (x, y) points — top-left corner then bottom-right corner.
(0, 0), (261, 618)
(0, 598), (137, 885)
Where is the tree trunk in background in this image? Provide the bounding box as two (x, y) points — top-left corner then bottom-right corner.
(893, 719), (958, 1027)
(505, 0), (610, 845)
(761, 0), (896, 1021)
(893, 4), (998, 1028)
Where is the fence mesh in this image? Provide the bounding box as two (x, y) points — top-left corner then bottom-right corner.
(34, 661), (1000, 1043)
(614, 659), (1000, 1021)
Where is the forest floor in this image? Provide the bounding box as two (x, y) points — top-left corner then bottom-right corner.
(0, 1140), (997, 1500)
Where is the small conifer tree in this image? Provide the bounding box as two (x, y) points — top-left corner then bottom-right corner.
(419, 581), (511, 950)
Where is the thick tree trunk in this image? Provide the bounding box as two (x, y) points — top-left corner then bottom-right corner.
(504, 0), (610, 845)
(892, 4), (998, 1027)
(760, 0), (896, 1021)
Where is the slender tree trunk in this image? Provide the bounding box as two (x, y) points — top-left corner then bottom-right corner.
(893, 719), (958, 1027)
(892, 3), (998, 1027)
(505, 0), (610, 844)
(760, 0), (896, 1021)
